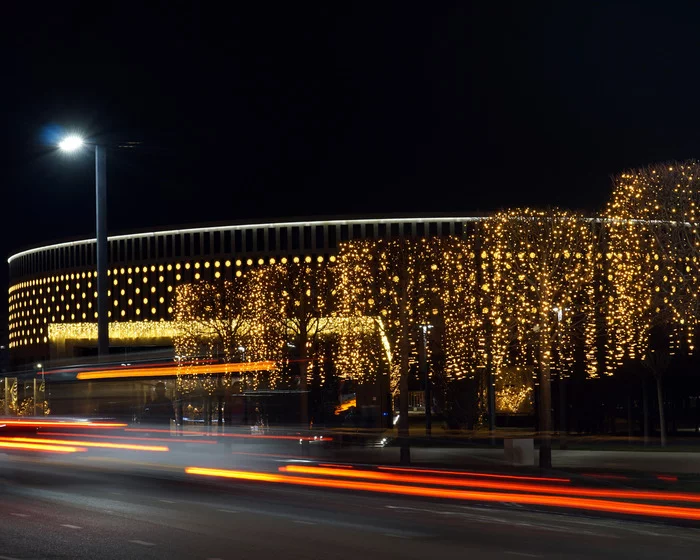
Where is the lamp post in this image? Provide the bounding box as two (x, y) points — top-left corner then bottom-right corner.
(58, 136), (109, 358)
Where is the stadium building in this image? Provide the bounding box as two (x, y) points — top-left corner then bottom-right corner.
(8, 215), (478, 366)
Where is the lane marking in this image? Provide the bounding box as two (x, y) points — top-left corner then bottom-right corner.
(159, 499), (176, 504)
(0, 555), (22, 560)
(294, 520), (317, 525)
(129, 540), (155, 546)
(217, 508), (240, 513)
(61, 524), (82, 530)
(10, 513), (28, 518)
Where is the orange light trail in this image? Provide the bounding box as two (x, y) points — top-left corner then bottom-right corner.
(39, 431), (216, 444)
(0, 420), (127, 428)
(0, 437), (168, 452)
(378, 466), (569, 483)
(76, 361), (277, 380)
(184, 467), (700, 522)
(0, 441), (87, 453)
(282, 465), (700, 504)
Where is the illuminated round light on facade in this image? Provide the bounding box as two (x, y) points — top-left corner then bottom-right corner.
(235, 259), (242, 266)
(305, 256), (312, 263)
(135, 266), (140, 273)
(317, 256), (324, 263)
(135, 309), (141, 315)
(167, 286), (173, 292)
(167, 264), (172, 271)
(71, 273), (75, 280)
(60, 295), (65, 301)
(159, 265), (164, 272)
(70, 293), (75, 300)
(135, 287), (141, 294)
(128, 298), (133, 305)
(61, 315), (65, 321)
(107, 290), (111, 297)
(176, 274), (182, 281)
(256, 258), (264, 265)
(113, 300), (119, 306)
(87, 281), (92, 288)
(113, 279), (118, 286)
(176, 263), (181, 270)
(120, 268), (125, 274)
(120, 289), (125, 296)
(159, 275), (164, 282)
(121, 309), (126, 317)
(44, 336), (48, 343)
(151, 307), (156, 314)
(151, 286), (156, 293)
(168, 306), (173, 313)
(293, 256), (300, 263)
(159, 297), (165, 304)
(194, 262), (201, 269)
(243, 259), (251, 266)
(128, 278), (133, 284)
(128, 268), (133, 274)
(88, 302), (92, 309)
(76, 303), (80, 310)
(215, 261), (221, 268)
(94, 271), (98, 277)
(204, 262), (210, 269)
(143, 276), (148, 283)
(107, 270), (111, 277)
(75, 283), (80, 290)
(150, 265), (156, 272)
(71, 313), (75, 320)
(185, 263), (191, 270)
(108, 311), (112, 318)
(236, 270), (242, 277)
(194, 272), (201, 280)
(214, 271), (221, 279)
(143, 297), (148, 305)
(269, 257), (276, 264)
(329, 255), (336, 262)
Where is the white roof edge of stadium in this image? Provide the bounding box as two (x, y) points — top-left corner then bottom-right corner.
(7, 216), (489, 264)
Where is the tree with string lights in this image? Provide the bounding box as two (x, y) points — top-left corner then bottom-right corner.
(605, 161), (700, 445)
(336, 237), (476, 463)
(480, 209), (598, 468)
(246, 256), (336, 426)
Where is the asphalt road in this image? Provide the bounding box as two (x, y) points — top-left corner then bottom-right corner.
(2, 458), (700, 560)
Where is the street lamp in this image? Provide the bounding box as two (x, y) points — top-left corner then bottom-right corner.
(58, 135), (109, 358)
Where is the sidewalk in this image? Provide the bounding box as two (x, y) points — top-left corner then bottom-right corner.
(328, 445), (700, 476)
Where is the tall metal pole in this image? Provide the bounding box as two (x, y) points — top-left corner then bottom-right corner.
(95, 145), (109, 358)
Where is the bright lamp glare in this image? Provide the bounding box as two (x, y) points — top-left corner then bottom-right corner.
(58, 135), (84, 152)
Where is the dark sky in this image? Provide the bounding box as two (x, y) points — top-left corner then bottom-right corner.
(3, 1), (700, 297)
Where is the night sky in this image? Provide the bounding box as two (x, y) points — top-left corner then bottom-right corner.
(3, 1), (700, 308)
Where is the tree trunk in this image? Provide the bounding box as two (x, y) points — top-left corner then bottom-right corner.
(642, 377), (650, 446)
(655, 374), (667, 447)
(299, 332), (309, 428)
(538, 362), (552, 469)
(398, 273), (410, 465)
(559, 377), (567, 450)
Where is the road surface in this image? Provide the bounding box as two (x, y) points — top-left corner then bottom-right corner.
(1, 457), (700, 560)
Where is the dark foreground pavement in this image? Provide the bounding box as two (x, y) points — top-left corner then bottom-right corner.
(2, 458), (700, 560)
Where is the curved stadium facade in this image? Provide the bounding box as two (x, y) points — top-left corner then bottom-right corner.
(8, 216), (481, 365)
